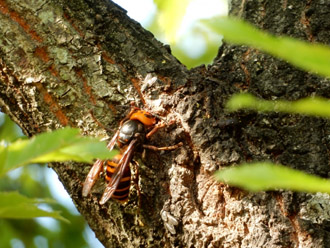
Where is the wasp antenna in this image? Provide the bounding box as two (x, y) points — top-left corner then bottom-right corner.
(89, 109), (108, 130)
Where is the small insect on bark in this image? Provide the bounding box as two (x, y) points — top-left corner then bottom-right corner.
(161, 209), (179, 235)
(82, 106), (183, 205)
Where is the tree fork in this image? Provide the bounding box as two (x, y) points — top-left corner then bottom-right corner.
(1, 0), (330, 247)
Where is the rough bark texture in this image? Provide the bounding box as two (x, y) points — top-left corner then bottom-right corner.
(1, 0), (330, 247)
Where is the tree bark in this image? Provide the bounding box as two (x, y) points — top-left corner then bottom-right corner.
(1, 0), (330, 247)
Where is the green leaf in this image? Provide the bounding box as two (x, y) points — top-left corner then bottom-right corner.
(31, 139), (116, 163)
(0, 143), (8, 173)
(226, 93), (330, 118)
(0, 114), (23, 142)
(153, 0), (190, 43)
(215, 162), (330, 193)
(0, 191), (68, 222)
(0, 127), (116, 176)
(202, 17), (330, 77)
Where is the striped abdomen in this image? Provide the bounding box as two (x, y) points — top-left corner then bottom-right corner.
(105, 154), (131, 203)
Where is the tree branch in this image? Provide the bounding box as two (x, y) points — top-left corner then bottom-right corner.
(1, 0), (330, 247)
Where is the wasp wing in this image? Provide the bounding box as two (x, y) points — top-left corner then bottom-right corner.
(106, 130), (120, 150)
(82, 159), (104, 197)
(99, 139), (137, 205)
(82, 130), (119, 197)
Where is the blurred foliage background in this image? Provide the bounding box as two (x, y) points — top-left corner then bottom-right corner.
(115, 0), (228, 68)
(0, 114), (103, 248)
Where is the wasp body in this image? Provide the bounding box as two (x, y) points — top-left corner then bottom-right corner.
(104, 153), (131, 203)
(82, 107), (182, 205)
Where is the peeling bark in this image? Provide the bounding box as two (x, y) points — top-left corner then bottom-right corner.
(0, 0), (330, 247)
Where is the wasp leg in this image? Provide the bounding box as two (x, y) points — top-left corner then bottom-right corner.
(146, 118), (178, 139)
(131, 160), (141, 210)
(142, 142), (183, 151)
(146, 123), (166, 139)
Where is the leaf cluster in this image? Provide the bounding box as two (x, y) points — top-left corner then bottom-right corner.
(0, 114), (114, 247)
(203, 17), (330, 194)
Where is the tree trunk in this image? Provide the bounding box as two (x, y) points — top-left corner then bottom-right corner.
(1, 0), (330, 247)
